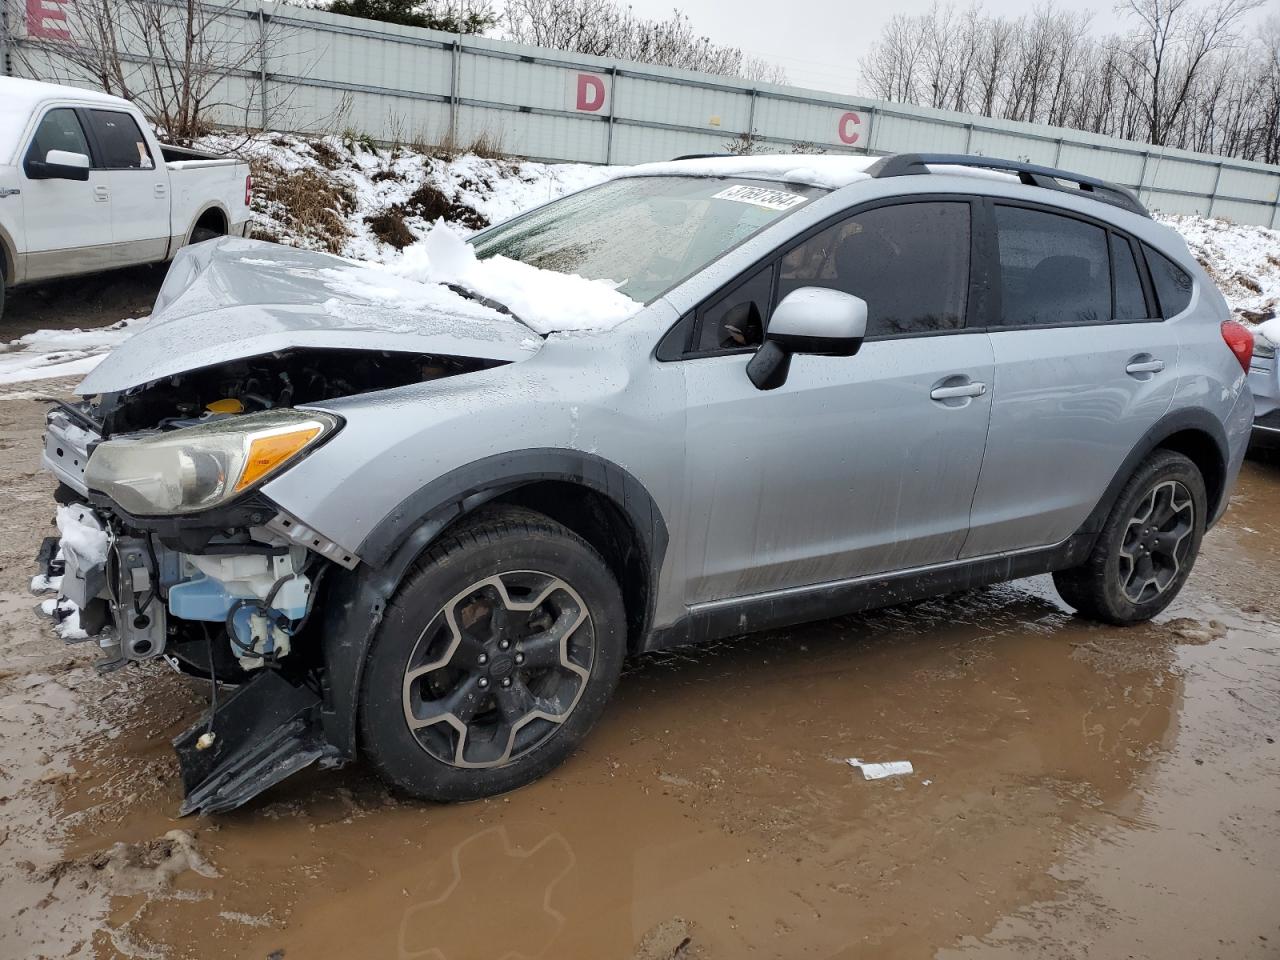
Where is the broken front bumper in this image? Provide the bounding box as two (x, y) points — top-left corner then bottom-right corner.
(33, 500), (342, 815)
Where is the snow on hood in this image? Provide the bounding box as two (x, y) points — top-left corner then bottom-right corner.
(77, 237), (542, 395)
(389, 222), (643, 335)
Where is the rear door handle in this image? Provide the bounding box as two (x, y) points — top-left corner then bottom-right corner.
(1125, 359), (1164, 375)
(931, 382), (987, 400)
(94, 185), (110, 202)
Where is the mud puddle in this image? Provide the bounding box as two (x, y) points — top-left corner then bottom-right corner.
(1, 388), (1278, 959)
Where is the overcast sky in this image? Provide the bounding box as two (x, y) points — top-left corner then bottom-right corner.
(621, 0), (1272, 96)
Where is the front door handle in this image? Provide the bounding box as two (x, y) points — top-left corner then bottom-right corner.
(931, 381), (987, 400)
(94, 185), (110, 202)
(1126, 359), (1164, 375)
(154, 183), (167, 198)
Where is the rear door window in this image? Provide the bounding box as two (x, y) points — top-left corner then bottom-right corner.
(1111, 234), (1149, 320)
(85, 110), (154, 170)
(1143, 244), (1194, 317)
(776, 201), (971, 337)
(994, 205), (1110, 326)
(24, 108), (91, 166)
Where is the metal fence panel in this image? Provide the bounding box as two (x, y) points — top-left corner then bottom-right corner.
(5, 0), (1280, 226)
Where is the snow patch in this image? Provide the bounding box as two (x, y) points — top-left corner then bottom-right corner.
(0, 318), (147, 385)
(388, 222), (641, 334)
(57, 503), (109, 567)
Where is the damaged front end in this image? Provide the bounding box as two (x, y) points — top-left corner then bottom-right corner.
(33, 238), (540, 815)
(37, 400), (350, 815)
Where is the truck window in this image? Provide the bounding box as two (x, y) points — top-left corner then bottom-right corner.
(86, 110), (154, 170)
(24, 108), (91, 166)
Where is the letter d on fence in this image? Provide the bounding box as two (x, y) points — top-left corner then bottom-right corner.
(576, 74), (606, 112)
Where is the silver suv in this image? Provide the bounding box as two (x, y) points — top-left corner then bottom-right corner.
(36, 153), (1254, 814)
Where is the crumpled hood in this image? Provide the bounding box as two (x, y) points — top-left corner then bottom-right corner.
(77, 237), (539, 395)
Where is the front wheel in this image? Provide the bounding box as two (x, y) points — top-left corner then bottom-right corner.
(1053, 450), (1206, 625)
(359, 506), (626, 802)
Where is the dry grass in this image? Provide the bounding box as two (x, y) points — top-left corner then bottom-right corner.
(250, 158), (355, 254)
(364, 208), (415, 249)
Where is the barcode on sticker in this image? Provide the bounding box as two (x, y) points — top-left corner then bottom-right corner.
(711, 185), (807, 211)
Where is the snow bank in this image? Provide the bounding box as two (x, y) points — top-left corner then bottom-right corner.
(1158, 214), (1280, 324)
(389, 222), (641, 334)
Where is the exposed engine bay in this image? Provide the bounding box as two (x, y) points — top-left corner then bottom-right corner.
(81, 346), (498, 437)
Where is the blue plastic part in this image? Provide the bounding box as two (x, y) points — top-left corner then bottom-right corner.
(167, 576), (307, 622)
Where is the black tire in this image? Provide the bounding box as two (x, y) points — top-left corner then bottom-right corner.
(1053, 450), (1206, 625)
(359, 505), (626, 802)
(189, 226), (222, 244)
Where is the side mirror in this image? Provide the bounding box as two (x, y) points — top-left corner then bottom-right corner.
(747, 287), (868, 390)
(27, 149), (91, 181)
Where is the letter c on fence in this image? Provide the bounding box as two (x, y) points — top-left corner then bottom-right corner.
(838, 112), (861, 145)
(577, 75), (606, 113)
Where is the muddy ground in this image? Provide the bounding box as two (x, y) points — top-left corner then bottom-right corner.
(1, 295), (1278, 959)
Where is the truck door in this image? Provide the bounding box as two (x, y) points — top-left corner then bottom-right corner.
(19, 107), (112, 281)
(82, 109), (169, 265)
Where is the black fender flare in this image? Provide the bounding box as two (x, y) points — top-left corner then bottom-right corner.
(1075, 406), (1229, 541)
(317, 449), (669, 759)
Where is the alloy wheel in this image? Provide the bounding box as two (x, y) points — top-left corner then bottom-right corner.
(400, 571), (594, 768)
(1118, 479), (1195, 604)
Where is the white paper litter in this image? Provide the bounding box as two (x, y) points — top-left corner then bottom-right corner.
(847, 758), (914, 780)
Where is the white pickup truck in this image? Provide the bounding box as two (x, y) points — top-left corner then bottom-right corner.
(0, 77), (252, 321)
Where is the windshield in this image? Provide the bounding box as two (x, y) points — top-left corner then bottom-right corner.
(470, 176), (824, 304)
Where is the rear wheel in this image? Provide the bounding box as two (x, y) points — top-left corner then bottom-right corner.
(359, 506), (626, 801)
(1053, 450), (1206, 625)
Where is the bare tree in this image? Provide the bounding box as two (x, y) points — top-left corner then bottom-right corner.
(1116, 0), (1262, 145)
(13, 0), (286, 142)
(858, 0), (1277, 163)
(502, 0), (787, 84)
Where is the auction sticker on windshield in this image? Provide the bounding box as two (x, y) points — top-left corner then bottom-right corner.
(711, 185), (808, 211)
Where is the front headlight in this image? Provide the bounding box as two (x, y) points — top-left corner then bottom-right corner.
(85, 409), (339, 515)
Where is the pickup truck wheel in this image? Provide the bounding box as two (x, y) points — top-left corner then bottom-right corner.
(190, 226), (222, 244)
(1053, 450), (1206, 625)
(359, 506), (626, 802)
(0, 278), (5, 323)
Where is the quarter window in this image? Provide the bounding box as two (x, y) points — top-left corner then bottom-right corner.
(1111, 234), (1149, 320)
(1143, 244), (1193, 317)
(694, 265), (772, 352)
(24, 108), (91, 167)
(85, 110), (154, 170)
(994, 205), (1110, 326)
(777, 201), (970, 337)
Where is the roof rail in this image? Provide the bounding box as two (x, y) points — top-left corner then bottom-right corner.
(866, 153), (1150, 219)
(670, 153), (732, 161)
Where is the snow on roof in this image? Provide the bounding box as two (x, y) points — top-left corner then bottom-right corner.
(621, 155), (881, 190)
(617, 154), (1030, 191)
(0, 77), (134, 164)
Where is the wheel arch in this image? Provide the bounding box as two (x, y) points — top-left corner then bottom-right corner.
(0, 225), (17, 285)
(1078, 408), (1228, 542)
(186, 202), (230, 244)
(316, 449), (669, 760)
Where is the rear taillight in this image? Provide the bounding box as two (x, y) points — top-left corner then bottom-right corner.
(245, 174), (252, 207)
(1221, 320), (1254, 372)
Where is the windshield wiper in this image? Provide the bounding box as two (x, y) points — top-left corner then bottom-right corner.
(445, 283), (540, 336)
